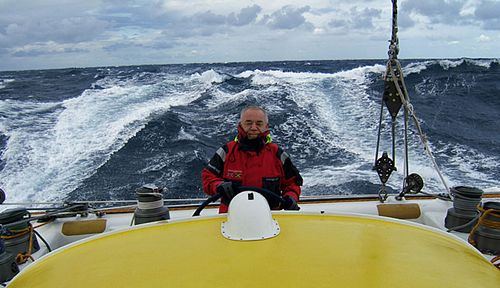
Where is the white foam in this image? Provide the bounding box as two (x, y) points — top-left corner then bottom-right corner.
(235, 63), (498, 195)
(0, 73), (205, 202)
(176, 127), (196, 141)
(438, 59), (465, 70)
(0, 78), (15, 89)
(435, 142), (500, 189)
(404, 58), (499, 76)
(465, 58), (498, 69)
(243, 64), (475, 195)
(404, 61), (434, 75)
(191, 69), (228, 85)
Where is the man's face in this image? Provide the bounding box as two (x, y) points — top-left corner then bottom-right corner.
(240, 109), (269, 140)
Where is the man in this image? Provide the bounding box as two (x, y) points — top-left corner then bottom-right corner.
(202, 105), (303, 213)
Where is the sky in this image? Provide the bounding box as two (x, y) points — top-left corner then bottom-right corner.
(0, 0), (499, 71)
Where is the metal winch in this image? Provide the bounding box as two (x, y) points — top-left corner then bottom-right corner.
(0, 207), (41, 283)
(0, 233), (19, 283)
(469, 201), (500, 255)
(133, 185), (170, 225)
(444, 186), (483, 233)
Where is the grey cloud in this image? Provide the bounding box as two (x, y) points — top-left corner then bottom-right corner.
(402, 0), (500, 30)
(475, 0), (500, 20)
(1, 17), (109, 49)
(475, 0), (500, 30)
(402, 0), (468, 25)
(147, 41), (176, 50)
(103, 41), (174, 52)
(262, 5), (311, 30)
(398, 10), (416, 29)
(350, 7), (381, 29)
(161, 5), (263, 39)
(402, 0), (462, 19)
(103, 42), (137, 52)
(193, 5), (262, 27)
(98, 0), (168, 28)
(328, 19), (348, 28)
(195, 11), (227, 26)
(12, 46), (87, 57)
(328, 7), (382, 30)
(227, 5), (262, 26)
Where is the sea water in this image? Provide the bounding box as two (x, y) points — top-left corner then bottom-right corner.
(0, 59), (499, 203)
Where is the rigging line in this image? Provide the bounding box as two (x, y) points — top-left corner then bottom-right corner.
(389, 0), (399, 60)
(384, 0), (449, 195)
(388, 63), (450, 195)
(373, 90), (385, 166)
(1, 198), (209, 206)
(402, 107), (407, 188)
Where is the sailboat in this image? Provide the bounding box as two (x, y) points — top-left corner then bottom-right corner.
(1, 1), (499, 287)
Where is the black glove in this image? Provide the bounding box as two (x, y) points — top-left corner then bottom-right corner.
(216, 181), (239, 202)
(282, 195), (300, 210)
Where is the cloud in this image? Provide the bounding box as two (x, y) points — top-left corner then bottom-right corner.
(11, 42), (88, 57)
(474, 0), (500, 20)
(349, 7), (382, 29)
(477, 34), (491, 42)
(402, 0), (500, 30)
(261, 5), (312, 30)
(475, 0), (500, 30)
(157, 5), (263, 38)
(402, 0), (463, 24)
(226, 4), (261, 26)
(1, 1), (498, 71)
(398, 8), (416, 29)
(0, 17), (109, 49)
(194, 11), (227, 26)
(328, 7), (382, 31)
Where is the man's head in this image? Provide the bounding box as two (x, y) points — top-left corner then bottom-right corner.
(239, 106), (269, 140)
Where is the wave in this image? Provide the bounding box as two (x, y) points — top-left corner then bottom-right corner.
(0, 72), (209, 202)
(403, 58), (499, 75)
(1, 59), (498, 202)
(0, 78), (15, 90)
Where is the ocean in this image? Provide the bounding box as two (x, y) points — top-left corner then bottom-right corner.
(0, 58), (499, 204)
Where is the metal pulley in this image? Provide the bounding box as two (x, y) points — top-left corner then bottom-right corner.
(383, 73), (403, 120)
(374, 152), (396, 184)
(404, 173), (424, 193)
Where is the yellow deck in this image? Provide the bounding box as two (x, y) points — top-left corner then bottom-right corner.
(9, 214), (500, 287)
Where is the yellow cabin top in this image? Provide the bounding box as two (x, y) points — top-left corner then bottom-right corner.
(8, 213), (500, 288)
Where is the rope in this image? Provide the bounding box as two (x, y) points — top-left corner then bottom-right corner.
(2, 198), (208, 206)
(0, 221), (51, 264)
(137, 199), (164, 210)
(491, 255), (500, 269)
(4, 225), (35, 264)
(388, 0), (399, 60)
(387, 60), (450, 195)
(468, 206), (500, 246)
(376, 0), (450, 196)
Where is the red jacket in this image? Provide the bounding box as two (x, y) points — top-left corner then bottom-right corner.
(202, 136), (302, 213)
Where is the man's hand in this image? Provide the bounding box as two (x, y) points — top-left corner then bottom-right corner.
(282, 195), (300, 210)
(216, 182), (238, 201)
